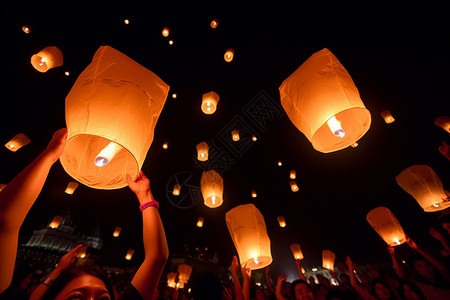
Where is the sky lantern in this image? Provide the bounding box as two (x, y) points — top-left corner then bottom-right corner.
(279, 48), (371, 153)
(396, 165), (449, 212)
(178, 264), (192, 286)
(277, 216), (286, 227)
(173, 184), (181, 196)
(22, 26), (31, 34)
(162, 26), (170, 37)
(224, 48), (235, 62)
(31, 46), (63, 73)
(60, 46), (169, 190)
(322, 250), (336, 270)
(366, 207), (407, 246)
(5, 133), (31, 152)
(197, 217), (204, 227)
(162, 142), (169, 149)
(351, 142), (358, 148)
(201, 170), (224, 208)
(232, 130), (240, 141)
(64, 181), (79, 194)
(434, 116), (450, 133)
(125, 249), (134, 260)
(252, 135), (257, 141)
(290, 170), (296, 179)
(210, 18), (219, 28)
(113, 226), (121, 237)
(251, 190), (257, 198)
(277, 160), (282, 166)
(290, 243), (304, 260)
(225, 203), (273, 270)
(168, 40), (174, 45)
(201, 91), (219, 114)
(290, 180), (299, 192)
(49, 216), (63, 229)
(167, 272), (177, 288)
(196, 142), (209, 161)
(380, 110), (395, 124)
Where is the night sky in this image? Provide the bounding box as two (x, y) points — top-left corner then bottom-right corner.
(1, 2), (449, 281)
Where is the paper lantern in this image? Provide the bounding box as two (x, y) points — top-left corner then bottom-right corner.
(232, 130), (240, 141)
(351, 142), (358, 148)
(196, 142), (209, 161)
(31, 46), (63, 73)
(224, 48), (235, 62)
(290, 243), (304, 260)
(0, 184), (6, 192)
(124, 19), (130, 25)
(173, 184), (181, 196)
(366, 207), (407, 246)
(113, 226), (121, 237)
(125, 249), (134, 260)
(197, 217), (204, 227)
(290, 170), (296, 180)
(277, 160), (282, 166)
(162, 27), (170, 37)
(277, 216), (286, 227)
(65, 181), (79, 194)
(77, 246), (87, 258)
(167, 272), (177, 288)
(290, 180), (299, 192)
(252, 135), (257, 141)
(251, 190), (257, 198)
(322, 250), (336, 270)
(435, 116), (450, 133)
(201, 91), (220, 115)
(168, 40), (174, 45)
(201, 170), (224, 208)
(380, 110), (395, 124)
(178, 264), (192, 284)
(162, 142), (169, 149)
(396, 165), (449, 212)
(279, 48), (371, 153)
(22, 26), (31, 34)
(60, 46), (169, 190)
(210, 18), (219, 29)
(65, 71), (70, 76)
(5, 133), (31, 152)
(49, 216), (63, 229)
(225, 204), (273, 270)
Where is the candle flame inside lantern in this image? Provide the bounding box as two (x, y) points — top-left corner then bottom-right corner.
(327, 116), (345, 138)
(211, 196), (216, 205)
(393, 238), (401, 245)
(253, 256), (259, 265)
(95, 142), (122, 167)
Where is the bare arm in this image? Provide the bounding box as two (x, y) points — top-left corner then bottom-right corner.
(295, 259), (307, 281)
(265, 266), (276, 295)
(346, 256), (371, 299)
(275, 274), (288, 300)
(387, 245), (406, 280)
(241, 266), (251, 300)
(231, 256), (243, 300)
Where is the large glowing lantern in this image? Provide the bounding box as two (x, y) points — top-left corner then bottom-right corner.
(49, 216), (63, 229)
(31, 46), (63, 73)
(396, 165), (449, 212)
(380, 110), (395, 124)
(167, 272), (177, 288)
(277, 216), (286, 227)
(178, 264), (192, 285)
(196, 142), (209, 161)
(279, 48), (371, 153)
(290, 243), (304, 260)
(125, 249), (134, 260)
(435, 116), (450, 133)
(5, 133), (31, 152)
(322, 250), (336, 270)
(201, 170), (224, 208)
(201, 91), (220, 115)
(225, 204), (273, 270)
(113, 226), (121, 237)
(197, 217), (204, 227)
(366, 207), (407, 246)
(65, 181), (79, 194)
(60, 46), (169, 190)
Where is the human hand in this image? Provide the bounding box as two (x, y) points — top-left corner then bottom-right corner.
(430, 227), (445, 241)
(54, 244), (83, 274)
(406, 236), (418, 250)
(295, 258), (302, 266)
(231, 256), (240, 276)
(276, 273), (287, 288)
(439, 141), (450, 160)
(44, 128), (67, 163)
(345, 256), (355, 272)
(127, 171), (151, 201)
(241, 266), (251, 280)
(387, 245), (395, 256)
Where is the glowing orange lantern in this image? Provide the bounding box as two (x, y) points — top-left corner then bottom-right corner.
(380, 110), (395, 124)
(113, 226), (121, 237)
(173, 184), (181, 196)
(0, 184), (6, 192)
(197, 217), (204, 227)
(167, 272), (177, 288)
(22, 26), (31, 34)
(279, 48), (371, 153)
(31, 46), (63, 73)
(5, 133), (31, 152)
(178, 264), (192, 285)
(125, 249), (134, 260)
(366, 207), (407, 246)
(196, 142), (209, 161)
(201, 91), (220, 115)
(396, 165), (449, 212)
(251, 190), (257, 198)
(210, 18), (219, 29)
(77, 246), (87, 258)
(435, 116), (450, 133)
(277, 160), (282, 166)
(351, 142), (358, 148)
(322, 250), (336, 270)
(60, 46), (169, 190)
(290, 180), (299, 192)
(290, 243), (304, 260)
(277, 216), (286, 227)
(201, 170), (224, 208)
(162, 142), (169, 149)
(65, 181), (79, 194)
(226, 204), (273, 270)
(290, 170), (296, 179)
(49, 216), (63, 229)
(124, 19), (130, 25)
(224, 48), (235, 62)
(252, 135), (257, 141)
(232, 130), (240, 141)
(162, 27), (170, 37)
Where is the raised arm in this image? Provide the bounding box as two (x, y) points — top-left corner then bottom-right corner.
(295, 258), (307, 281)
(0, 128), (67, 294)
(231, 256), (243, 300)
(241, 266), (252, 300)
(127, 171), (169, 300)
(275, 274), (288, 300)
(346, 256), (372, 299)
(265, 266), (276, 295)
(387, 245), (405, 280)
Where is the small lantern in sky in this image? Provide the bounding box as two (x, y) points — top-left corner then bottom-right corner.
(173, 184), (181, 196)
(226, 203), (273, 270)
(279, 48), (371, 153)
(252, 135), (257, 141)
(396, 165), (449, 212)
(162, 26), (170, 37)
(124, 19), (130, 25)
(196, 142), (209, 161)
(125, 249), (134, 260)
(380, 110), (395, 124)
(290, 243), (304, 260)
(167, 272), (177, 288)
(251, 190), (257, 198)
(435, 116), (450, 133)
(162, 142), (169, 149)
(60, 46), (169, 190)
(210, 18), (219, 29)
(178, 264), (192, 286)
(201, 170), (224, 208)
(31, 46), (64, 73)
(351, 142), (358, 148)
(322, 250), (336, 270)
(65, 181), (79, 195)
(113, 226), (121, 237)
(224, 48), (235, 62)
(290, 180), (299, 192)
(22, 26), (31, 34)
(366, 207), (407, 246)
(277, 216), (286, 227)
(232, 130), (240, 141)
(290, 170), (296, 180)
(277, 160), (282, 167)
(197, 217), (204, 227)
(5, 133), (31, 152)
(49, 216), (63, 229)
(201, 91), (220, 115)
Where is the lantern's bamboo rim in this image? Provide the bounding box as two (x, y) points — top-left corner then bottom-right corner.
(241, 256), (273, 270)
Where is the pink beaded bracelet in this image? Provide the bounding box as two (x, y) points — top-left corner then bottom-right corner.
(139, 200), (159, 211)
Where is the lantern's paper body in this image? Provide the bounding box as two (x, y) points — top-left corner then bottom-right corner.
(178, 264), (192, 284)
(380, 110), (395, 124)
(290, 243), (304, 260)
(322, 250), (336, 270)
(65, 181), (79, 194)
(279, 48), (371, 153)
(125, 249), (134, 260)
(201, 170), (224, 208)
(60, 46), (169, 190)
(290, 180), (299, 192)
(435, 116), (450, 133)
(167, 272), (177, 288)
(277, 216), (286, 227)
(366, 207), (406, 246)
(196, 142), (209, 161)
(113, 226), (121, 237)
(197, 217), (204, 227)
(173, 184), (181, 196)
(396, 165), (449, 212)
(31, 46), (63, 73)
(201, 91), (219, 115)
(49, 216), (63, 229)
(5, 133), (31, 152)
(226, 204), (272, 270)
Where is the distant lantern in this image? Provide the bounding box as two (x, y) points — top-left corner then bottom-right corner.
(279, 48), (371, 153)
(435, 116), (450, 133)
(0, 184), (6, 192)
(124, 19), (130, 24)
(232, 130), (240, 141)
(322, 250), (336, 270)
(49, 216), (63, 229)
(290, 243), (304, 260)
(5, 133), (31, 152)
(277, 216), (286, 227)
(65, 71), (70, 76)
(366, 207), (407, 246)
(113, 226), (121, 237)
(201, 170), (224, 208)
(252, 135), (257, 141)
(173, 184), (181, 196)
(178, 264), (192, 286)
(210, 18), (219, 29)
(290, 180), (299, 192)
(396, 165), (449, 212)
(201, 91), (220, 115)
(351, 142), (358, 148)
(162, 142), (169, 149)
(31, 46), (64, 73)
(77, 246), (87, 258)
(168, 40), (174, 45)
(65, 181), (79, 194)
(277, 160), (282, 166)
(196, 142), (209, 161)
(172, 93), (177, 99)
(197, 217), (204, 227)
(125, 249), (134, 260)
(226, 204), (272, 270)
(380, 110), (395, 124)
(22, 26), (31, 34)
(224, 48), (235, 62)
(162, 27), (170, 37)
(251, 190), (257, 198)
(167, 272), (177, 288)
(290, 170), (296, 180)
(60, 46), (169, 190)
